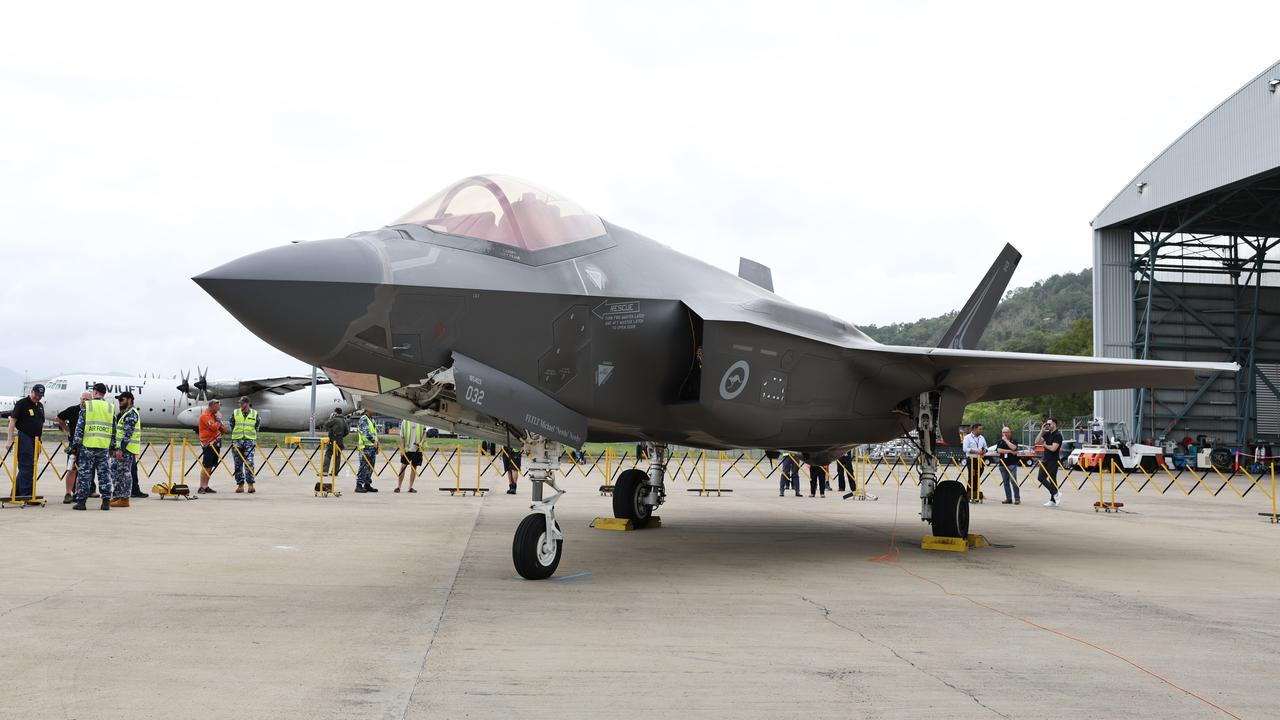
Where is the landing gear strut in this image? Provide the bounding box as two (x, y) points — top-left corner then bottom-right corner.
(512, 438), (564, 580)
(612, 442), (667, 528)
(917, 392), (969, 538)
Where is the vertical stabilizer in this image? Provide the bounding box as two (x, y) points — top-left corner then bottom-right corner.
(936, 244), (1021, 349)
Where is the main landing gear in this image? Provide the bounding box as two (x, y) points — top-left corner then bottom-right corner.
(916, 392), (969, 538)
(512, 438), (565, 580)
(612, 442), (667, 528)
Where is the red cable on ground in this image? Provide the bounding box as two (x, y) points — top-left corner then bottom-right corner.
(865, 478), (1241, 719)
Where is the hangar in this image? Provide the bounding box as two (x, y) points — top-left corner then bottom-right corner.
(1093, 59), (1280, 450)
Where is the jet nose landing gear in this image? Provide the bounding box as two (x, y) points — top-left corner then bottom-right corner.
(512, 438), (566, 580)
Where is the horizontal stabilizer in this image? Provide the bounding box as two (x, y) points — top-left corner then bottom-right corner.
(937, 243), (1021, 350)
(738, 258), (774, 292)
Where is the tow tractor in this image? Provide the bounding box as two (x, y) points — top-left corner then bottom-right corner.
(1065, 419), (1165, 473)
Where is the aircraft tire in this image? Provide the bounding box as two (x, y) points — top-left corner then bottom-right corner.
(931, 481), (969, 538)
(612, 469), (652, 529)
(513, 512), (562, 580)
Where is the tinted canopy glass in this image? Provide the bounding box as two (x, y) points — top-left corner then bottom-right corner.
(395, 175), (606, 251)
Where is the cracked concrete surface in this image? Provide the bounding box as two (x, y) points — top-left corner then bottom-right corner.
(1, 464), (1274, 719)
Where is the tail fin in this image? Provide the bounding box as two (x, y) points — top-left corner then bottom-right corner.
(936, 243), (1021, 350)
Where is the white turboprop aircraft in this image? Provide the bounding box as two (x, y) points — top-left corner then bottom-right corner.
(0, 396), (19, 418)
(32, 373), (353, 431)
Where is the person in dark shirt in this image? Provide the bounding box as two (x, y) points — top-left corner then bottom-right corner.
(55, 393), (93, 503)
(994, 426), (1021, 505)
(779, 453), (801, 497)
(5, 384), (46, 499)
(1035, 417), (1064, 507)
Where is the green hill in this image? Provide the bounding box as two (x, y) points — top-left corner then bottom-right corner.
(861, 268), (1094, 428)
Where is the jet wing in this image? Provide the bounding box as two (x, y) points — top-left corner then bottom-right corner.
(242, 376), (329, 396)
(885, 346), (1238, 403)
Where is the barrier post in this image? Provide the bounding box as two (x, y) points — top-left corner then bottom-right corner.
(32, 437), (43, 504)
(1272, 462), (1277, 524)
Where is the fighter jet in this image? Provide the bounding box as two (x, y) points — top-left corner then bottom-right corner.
(196, 174), (1236, 579)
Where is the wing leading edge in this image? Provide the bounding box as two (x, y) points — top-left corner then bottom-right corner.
(879, 346), (1237, 404)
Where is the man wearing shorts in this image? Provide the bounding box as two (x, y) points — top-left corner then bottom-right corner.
(395, 418), (423, 493)
(502, 445), (521, 494)
(198, 400), (230, 494)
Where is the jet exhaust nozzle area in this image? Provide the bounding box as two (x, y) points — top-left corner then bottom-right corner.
(193, 238), (384, 365)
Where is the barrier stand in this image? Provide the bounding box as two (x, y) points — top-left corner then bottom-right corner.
(436, 446), (473, 496)
(153, 438), (193, 499)
(314, 438), (341, 497)
(1093, 459), (1124, 512)
(687, 451), (727, 496)
(1257, 461), (1278, 523)
(599, 447), (615, 495)
(469, 445), (490, 496)
(2, 434), (47, 507)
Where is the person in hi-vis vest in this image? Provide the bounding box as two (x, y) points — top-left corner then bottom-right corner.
(108, 391), (142, 508)
(354, 409), (380, 492)
(230, 396), (260, 494)
(396, 419), (424, 493)
(71, 382), (114, 511)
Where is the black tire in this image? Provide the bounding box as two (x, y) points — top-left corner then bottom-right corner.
(512, 512), (562, 580)
(931, 481), (969, 538)
(1138, 455), (1159, 474)
(612, 468), (653, 528)
(1209, 448), (1234, 472)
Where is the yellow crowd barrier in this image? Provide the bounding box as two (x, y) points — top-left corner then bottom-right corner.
(4, 435), (1277, 521)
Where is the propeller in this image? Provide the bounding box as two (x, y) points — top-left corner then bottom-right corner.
(193, 366), (209, 401)
(177, 368), (191, 396)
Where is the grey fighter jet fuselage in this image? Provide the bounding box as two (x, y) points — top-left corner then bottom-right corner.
(197, 175), (1235, 578)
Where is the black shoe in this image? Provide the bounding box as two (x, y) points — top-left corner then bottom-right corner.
(1001, 500), (1013, 504)
(63, 493), (73, 504)
(72, 500), (86, 511)
(393, 487), (401, 493)
(131, 491), (149, 499)
(100, 498), (110, 511)
(205, 487), (217, 493)
(366, 486), (379, 492)
(506, 487), (517, 495)
(407, 488), (417, 493)
(354, 486), (368, 493)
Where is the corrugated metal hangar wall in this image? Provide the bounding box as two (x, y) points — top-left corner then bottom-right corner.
(1093, 59), (1280, 449)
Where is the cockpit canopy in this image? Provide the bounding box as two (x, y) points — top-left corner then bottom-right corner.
(395, 175), (606, 251)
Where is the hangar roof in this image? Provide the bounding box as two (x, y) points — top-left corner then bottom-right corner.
(1093, 59), (1280, 235)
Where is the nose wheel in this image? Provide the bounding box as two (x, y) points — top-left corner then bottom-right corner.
(511, 437), (567, 580)
(513, 511), (563, 579)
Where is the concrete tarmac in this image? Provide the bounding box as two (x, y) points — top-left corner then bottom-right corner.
(1, 465), (1276, 719)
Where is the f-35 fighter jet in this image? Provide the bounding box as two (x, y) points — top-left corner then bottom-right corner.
(196, 174), (1236, 579)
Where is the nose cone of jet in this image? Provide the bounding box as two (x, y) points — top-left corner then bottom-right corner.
(194, 238), (383, 364)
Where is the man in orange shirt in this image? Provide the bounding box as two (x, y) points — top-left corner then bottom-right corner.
(197, 400), (231, 494)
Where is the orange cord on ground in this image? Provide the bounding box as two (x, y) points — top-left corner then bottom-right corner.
(866, 477), (1240, 720)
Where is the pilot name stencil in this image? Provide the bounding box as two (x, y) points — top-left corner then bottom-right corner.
(593, 300), (645, 331)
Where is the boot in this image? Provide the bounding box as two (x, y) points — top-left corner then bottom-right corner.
(235, 484), (244, 493)
(63, 493), (73, 504)
(100, 498), (110, 511)
(110, 497), (130, 508)
(247, 484), (255, 494)
(72, 499), (86, 511)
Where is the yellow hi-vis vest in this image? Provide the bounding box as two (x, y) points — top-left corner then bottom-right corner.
(231, 408), (259, 442)
(402, 420), (422, 449)
(357, 415), (378, 450)
(82, 399), (113, 449)
(115, 407), (142, 456)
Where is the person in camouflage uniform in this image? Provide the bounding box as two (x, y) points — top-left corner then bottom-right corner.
(71, 383), (113, 511)
(229, 396), (260, 493)
(354, 408), (379, 492)
(108, 391), (141, 507)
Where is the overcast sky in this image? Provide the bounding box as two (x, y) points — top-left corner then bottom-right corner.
(1, 1), (1276, 386)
